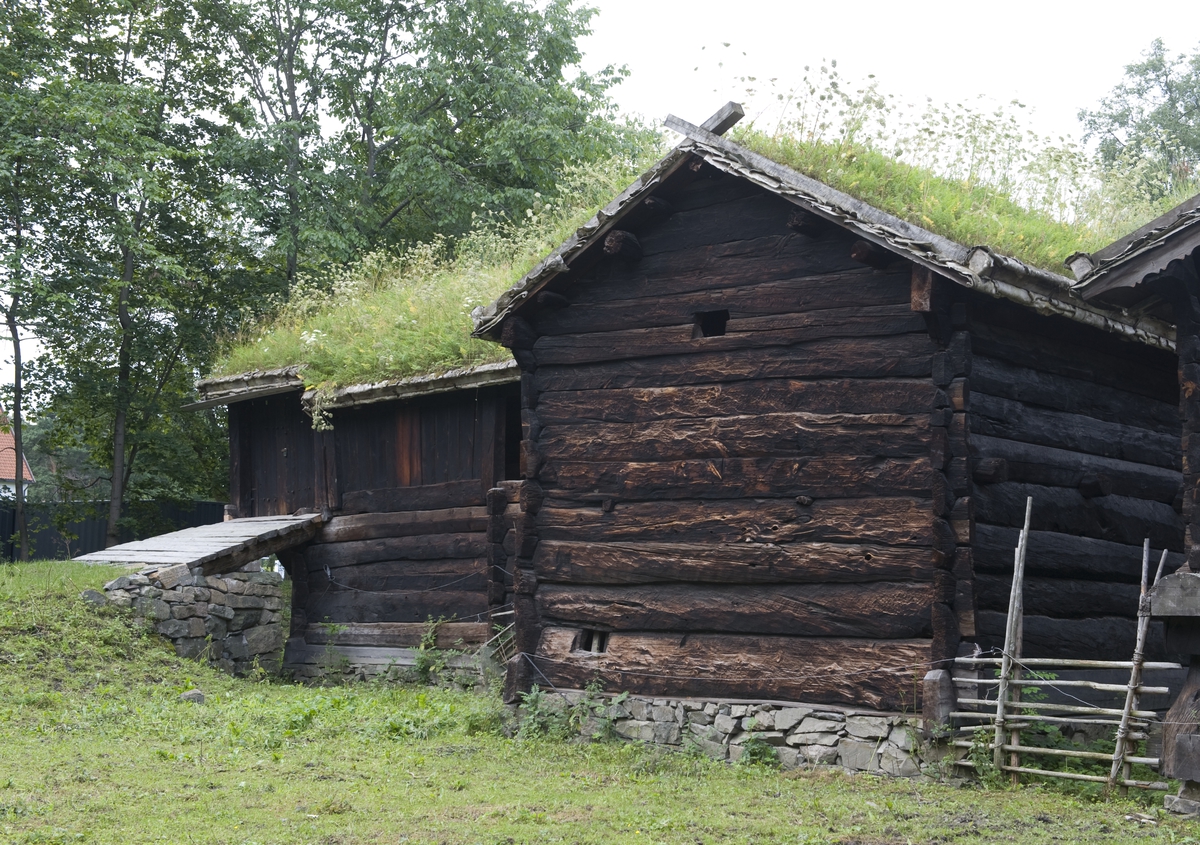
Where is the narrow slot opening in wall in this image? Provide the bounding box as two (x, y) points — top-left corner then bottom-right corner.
(693, 309), (729, 339)
(579, 629), (609, 654)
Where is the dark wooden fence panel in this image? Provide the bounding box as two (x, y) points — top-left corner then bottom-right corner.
(0, 500), (226, 561)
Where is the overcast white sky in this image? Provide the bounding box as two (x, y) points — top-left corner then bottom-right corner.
(578, 0), (1200, 143)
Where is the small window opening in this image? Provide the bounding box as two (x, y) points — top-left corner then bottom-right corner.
(579, 629), (609, 654)
(693, 309), (729, 338)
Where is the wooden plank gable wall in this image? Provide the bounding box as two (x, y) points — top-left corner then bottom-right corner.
(228, 385), (519, 653)
(503, 162), (1185, 711)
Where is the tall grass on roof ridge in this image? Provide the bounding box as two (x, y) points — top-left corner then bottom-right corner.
(214, 150), (661, 390)
(728, 63), (1199, 272)
(734, 128), (1105, 272)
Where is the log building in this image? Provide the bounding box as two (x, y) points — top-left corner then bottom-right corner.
(191, 361), (521, 675)
(471, 104), (1186, 710)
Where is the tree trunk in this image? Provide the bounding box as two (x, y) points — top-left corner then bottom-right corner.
(5, 297), (27, 560)
(106, 252), (134, 548)
(5, 158), (28, 560)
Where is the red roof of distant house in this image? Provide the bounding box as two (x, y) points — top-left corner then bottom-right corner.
(0, 427), (33, 484)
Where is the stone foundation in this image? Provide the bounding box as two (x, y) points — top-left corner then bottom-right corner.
(97, 561), (285, 675)
(562, 692), (936, 776)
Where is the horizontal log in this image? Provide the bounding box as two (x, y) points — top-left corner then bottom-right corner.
(534, 334), (936, 393)
(307, 558), (486, 593)
(973, 523), (1185, 581)
(532, 306), (926, 366)
(973, 483), (1183, 550)
(532, 539), (937, 585)
(501, 316), (538, 350)
(975, 574), (1143, 619)
(635, 192), (798, 258)
(975, 611), (1168, 662)
(306, 590), (488, 624)
(314, 507), (489, 544)
(535, 271), (911, 336)
(537, 412), (928, 463)
(340, 480), (484, 515)
(971, 434), (1181, 503)
(304, 622), (490, 648)
(532, 626), (933, 710)
(536, 379), (937, 425)
(303, 533), (488, 570)
(537, 497), (936, 547)
(970, 392), (1179, 470)
(546, 456), (936, 500)
(970, 356), (1177, 434)
(535, 582), (934, 638)
(970, 319), (1177, 402)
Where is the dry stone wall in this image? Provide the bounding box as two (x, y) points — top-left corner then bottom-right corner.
(568, 692), (933, 776)
(97, 561), (285, 675)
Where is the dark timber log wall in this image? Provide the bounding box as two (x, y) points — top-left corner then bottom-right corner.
(510, 168), (944, 709)
(231, 386), (519, 652)
(963, 293), (1183, 660)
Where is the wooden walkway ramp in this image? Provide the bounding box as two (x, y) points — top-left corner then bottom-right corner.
(74, 514), (323, 576)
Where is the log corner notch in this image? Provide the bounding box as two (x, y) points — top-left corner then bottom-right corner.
(911, 264), (958, 344)
(1175, 270), (1200, 573)
(921, 261), (971, 660)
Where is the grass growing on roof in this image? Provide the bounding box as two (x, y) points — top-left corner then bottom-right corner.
(214, 153), (660, 389)
(733, 127), (1108, 272)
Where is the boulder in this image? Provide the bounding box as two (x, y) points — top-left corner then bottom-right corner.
(801, 744), (839, 765)
(837, 738), (881, 772)
(773, 707), (812, 732)
(879, 744), (921, 777)
(845, 716), (890, 739)
(80, 589), (107, 607)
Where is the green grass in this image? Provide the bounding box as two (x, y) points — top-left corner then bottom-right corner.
(213, 153), (659, 390)
(1, 561), (1196, 844)
(733, 128), (1108, 273)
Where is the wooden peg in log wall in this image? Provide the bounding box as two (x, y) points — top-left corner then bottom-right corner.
(603, 230), (642, 262)
(849, 239), (893, 270)
(786, 209), (824, 238)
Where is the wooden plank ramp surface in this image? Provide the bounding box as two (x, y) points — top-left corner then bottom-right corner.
(74, 514), (324, 575)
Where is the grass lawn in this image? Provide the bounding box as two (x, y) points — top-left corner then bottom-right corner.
(1, 561), (1196, 845)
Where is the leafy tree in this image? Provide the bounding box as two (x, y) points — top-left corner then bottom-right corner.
(4, 0), (640, 547)
(1080, 39), (1200, 201)
(0, 0), (76, 557)
(27, 0), (268, 545)
(218, 0), (642, 284)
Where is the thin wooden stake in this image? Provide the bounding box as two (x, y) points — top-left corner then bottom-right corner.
(1109, 543), (1165, 795)
(994, 496), (1032, 773)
